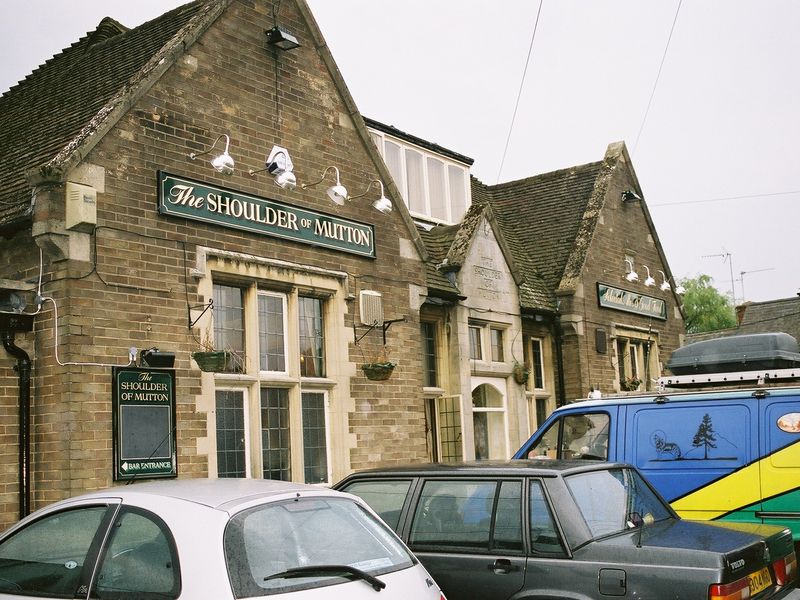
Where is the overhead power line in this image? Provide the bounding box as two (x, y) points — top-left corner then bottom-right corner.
(632, 0), (683, 156)
(496, 0), (543, 184)
(650, 189), (800, 207)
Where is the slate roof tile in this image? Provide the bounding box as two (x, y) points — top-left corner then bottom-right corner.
(0, 1), (206, 229)
(481, 162), (603, 292)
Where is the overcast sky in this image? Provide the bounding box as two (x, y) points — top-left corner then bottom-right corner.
(2, 1), (798, 305)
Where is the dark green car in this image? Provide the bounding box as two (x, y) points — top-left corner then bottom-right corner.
(335, 460), (799, 600)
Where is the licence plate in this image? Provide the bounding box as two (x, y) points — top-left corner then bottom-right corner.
(748, 567), (772, 595)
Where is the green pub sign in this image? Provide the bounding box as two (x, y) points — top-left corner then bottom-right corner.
(158, 172), (376, 257)
(112, 367), (177, 481)
(597, 283), (667, 320)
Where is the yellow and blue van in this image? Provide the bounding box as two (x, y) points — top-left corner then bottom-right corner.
(514, 334), (800, 551)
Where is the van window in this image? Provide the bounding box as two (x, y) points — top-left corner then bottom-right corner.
(527, 413), (609, 460)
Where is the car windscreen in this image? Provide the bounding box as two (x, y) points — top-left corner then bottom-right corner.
(224, 496), (415, 596)
(564, 468), (673, 539)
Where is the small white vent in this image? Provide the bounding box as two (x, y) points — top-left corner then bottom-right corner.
(359, 290), (384, 326)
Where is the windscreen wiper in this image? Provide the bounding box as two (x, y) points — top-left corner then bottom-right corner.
(264, 565), (386, 591)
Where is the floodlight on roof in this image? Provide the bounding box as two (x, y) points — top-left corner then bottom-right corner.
(265, 26), (300, 51)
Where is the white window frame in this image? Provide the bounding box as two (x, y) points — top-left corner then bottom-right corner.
(301, 389), (332, 484)
(210, 281), (333, 484)
(258, 290), (289, 375)
(369, 128), (471, 225)
(470, 378), (510, 460)
(213, 386), (252, 478)
(426, 394), (465, 463)
(528, 337), (547, 391)
(615, 328), (660, 392)
(470, 322), (509, 365)
(468, 324), (483, 361)
(490, 327), (505, 363)
(421, 320), (443, 391)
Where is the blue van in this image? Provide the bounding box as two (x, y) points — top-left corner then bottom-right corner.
(513, 367), (800, 550)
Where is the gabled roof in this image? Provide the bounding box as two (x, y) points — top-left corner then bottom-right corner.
(0, 1), (218, 231)
(415, 145), (631, 313)
(416, 223), (463, 299)
(0, 0), (432, 263)
(465, 152), (617, 313)
(477, 159), (605, 295)
(417, 199), (553, 310)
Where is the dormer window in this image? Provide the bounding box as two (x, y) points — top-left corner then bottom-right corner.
(367, 121), (472, 225)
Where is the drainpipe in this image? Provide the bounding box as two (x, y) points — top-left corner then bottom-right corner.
(2, 331), (31, 519)
(552, 316), (567, 408)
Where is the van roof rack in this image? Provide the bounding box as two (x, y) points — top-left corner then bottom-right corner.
(658, 367), (800, 390)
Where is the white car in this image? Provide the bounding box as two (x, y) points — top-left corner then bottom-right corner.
(0, 478), (446, 599)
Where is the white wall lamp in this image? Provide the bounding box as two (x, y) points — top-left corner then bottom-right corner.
(675, 283), (687, 295)
(643, 266), (656, 287)
(188, 133), (235, 175)
(265, 25), (300, 51)
(350, 179), (393, 214)
(624, 259), (639, 282)
(302, 166), (348, 205)
(249, 145), (296, 190)
(658, 270), (671, 291)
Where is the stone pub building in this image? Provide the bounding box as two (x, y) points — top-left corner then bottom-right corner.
(0, 0), (684, 529)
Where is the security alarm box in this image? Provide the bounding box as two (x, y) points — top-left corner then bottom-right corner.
(359, 290), (384, 326)
(65, 182), (97, 232)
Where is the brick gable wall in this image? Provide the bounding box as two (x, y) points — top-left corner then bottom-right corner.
(557, 157), (684, 401)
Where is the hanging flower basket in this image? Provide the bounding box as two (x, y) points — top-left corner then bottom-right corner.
(361, 361), (396, 381)
(512, 361), (530, 385)
(620, 377), (642, 392)
(192, 350), (232, 373)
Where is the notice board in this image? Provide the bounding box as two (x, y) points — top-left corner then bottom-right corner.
(112, 367), (177, 481)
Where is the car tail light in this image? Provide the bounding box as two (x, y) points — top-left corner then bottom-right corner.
(773, 550), (797, 586)
(708, 577), (750, 600)
(439, 594), (448, 600)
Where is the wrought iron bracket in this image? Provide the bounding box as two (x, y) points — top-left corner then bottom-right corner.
(188, 299), (213, 329)
(353, 317), (405, 345)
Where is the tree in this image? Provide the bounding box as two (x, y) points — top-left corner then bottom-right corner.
(680, 274), (737, 333)
(691, 413), (717, 459)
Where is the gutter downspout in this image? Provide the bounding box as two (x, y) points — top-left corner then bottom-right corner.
(2, 331), (31, 519)
(552, 316), (567, 408)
